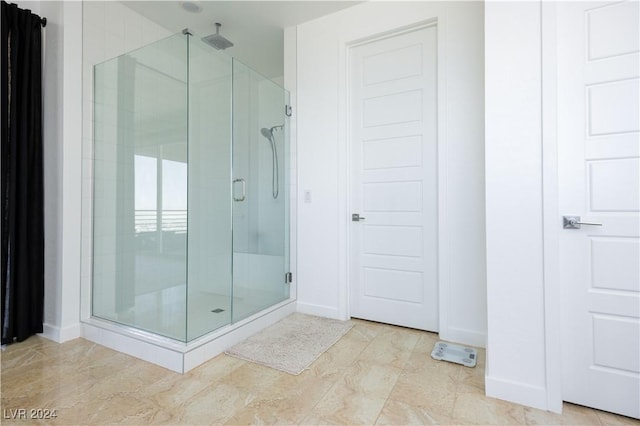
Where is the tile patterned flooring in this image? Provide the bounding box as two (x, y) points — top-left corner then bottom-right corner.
(1, 319), (638, 425)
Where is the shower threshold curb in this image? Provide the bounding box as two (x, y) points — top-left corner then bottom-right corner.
(81, 298), (296, 373)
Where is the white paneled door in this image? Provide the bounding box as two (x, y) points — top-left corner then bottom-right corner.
(557, 1), (639, 419)
(349, 25), (438, 331)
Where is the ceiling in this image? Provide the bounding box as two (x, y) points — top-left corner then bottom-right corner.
(122, 1), (362, 79)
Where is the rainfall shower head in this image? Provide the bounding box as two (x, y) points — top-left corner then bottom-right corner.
(202, 23), (234, 50)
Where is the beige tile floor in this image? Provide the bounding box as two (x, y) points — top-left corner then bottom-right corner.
(1, 319), (638, 425)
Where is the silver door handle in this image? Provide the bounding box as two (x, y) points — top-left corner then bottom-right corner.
(352, 213), (365, 222)
(233, 178), (246, 202)
(563, 215), (602, 229)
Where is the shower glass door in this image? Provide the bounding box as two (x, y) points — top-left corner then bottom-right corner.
(232, 60), (290, 322)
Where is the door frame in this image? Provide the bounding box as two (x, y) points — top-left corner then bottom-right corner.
(335, 17), (451, 335)
(541, 1), (567, 414)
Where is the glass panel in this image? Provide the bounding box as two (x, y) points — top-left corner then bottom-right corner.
(186, 36), (233, 341)
(232, 59), (290, 322)
(92, 34), (189, 341)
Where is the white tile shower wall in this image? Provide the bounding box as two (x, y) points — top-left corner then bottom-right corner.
(80, 1), (173, 321)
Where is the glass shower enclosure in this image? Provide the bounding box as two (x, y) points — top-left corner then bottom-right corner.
(91, 32), (290, 342)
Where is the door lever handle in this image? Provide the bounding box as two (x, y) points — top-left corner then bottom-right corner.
(352, 213), (365, 222)
(563, 215), (602, 229)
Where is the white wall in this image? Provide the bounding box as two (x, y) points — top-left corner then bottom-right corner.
(293, 1), (486, 346)
(485, 1), (553, 411)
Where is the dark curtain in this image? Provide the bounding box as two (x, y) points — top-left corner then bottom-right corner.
(1, 1), (44, 344)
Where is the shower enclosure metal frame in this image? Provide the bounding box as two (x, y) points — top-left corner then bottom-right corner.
(89, 30), (292, 348)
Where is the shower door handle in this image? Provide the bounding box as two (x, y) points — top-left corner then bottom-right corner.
(233, 178), (246, 202)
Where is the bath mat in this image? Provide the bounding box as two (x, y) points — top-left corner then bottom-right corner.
(225, 313), (354, 375)
(431, 341), (478, 367)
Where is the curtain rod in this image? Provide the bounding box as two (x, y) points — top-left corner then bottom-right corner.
(5, 2), (47, 26)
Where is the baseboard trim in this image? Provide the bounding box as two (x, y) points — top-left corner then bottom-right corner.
(296, 302), (343, 320)
(40, 322), (82, 343)
(440, 326), (486, 348)
(485, 375), (548, 411)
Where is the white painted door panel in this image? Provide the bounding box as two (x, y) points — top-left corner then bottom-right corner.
(350, 26), (438, 331)
(557, 1), (640, 419)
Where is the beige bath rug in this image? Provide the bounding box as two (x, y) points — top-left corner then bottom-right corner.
(225, 313), (354, 375)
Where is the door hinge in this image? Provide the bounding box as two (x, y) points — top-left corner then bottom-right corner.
(285, 272), (293, 284)
(285, 105), (292, 117)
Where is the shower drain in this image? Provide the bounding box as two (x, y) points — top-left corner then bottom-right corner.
(211, 308), (225, 313)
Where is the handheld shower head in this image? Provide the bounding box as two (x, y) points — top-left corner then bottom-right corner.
(259, 126), (281, 199)
(260, 128), (272, 139)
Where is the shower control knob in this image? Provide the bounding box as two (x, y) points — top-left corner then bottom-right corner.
(352, 213), (365, 222)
